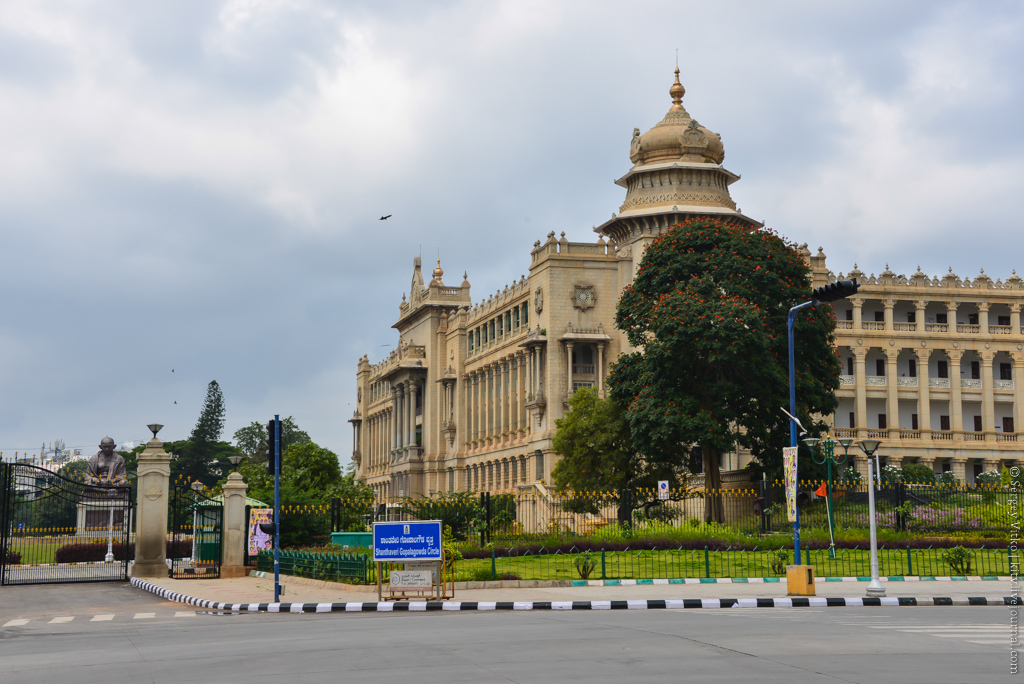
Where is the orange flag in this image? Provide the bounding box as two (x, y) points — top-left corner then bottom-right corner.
(814, 481), (828, 497)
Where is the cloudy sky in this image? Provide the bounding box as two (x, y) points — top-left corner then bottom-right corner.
(2, 0), (1021, 463)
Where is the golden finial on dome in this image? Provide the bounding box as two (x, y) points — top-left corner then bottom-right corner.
(433, 258), (444, 281)
(669, 67), (685, 110)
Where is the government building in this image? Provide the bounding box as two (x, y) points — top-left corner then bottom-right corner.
(350, 69), (1023, 499)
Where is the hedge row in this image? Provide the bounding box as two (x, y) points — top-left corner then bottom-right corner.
(54, 540), (193, 563)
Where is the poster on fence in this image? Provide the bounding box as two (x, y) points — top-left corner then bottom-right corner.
(248, 508), (273, 556)
(783, 446), (798, 522)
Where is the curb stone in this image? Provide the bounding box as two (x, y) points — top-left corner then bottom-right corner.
(130, 578), (1020, 613)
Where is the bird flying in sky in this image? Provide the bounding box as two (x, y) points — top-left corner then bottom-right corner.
(379, 215), (391, 221)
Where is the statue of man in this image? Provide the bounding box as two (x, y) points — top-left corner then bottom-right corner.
(85, 437), (128, 486)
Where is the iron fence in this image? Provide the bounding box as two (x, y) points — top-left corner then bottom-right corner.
(473, 545), (1014, 581)
(256, 548), (370, 584)
(330, 483), (1011, 543)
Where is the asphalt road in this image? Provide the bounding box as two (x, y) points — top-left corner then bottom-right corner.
(0, 583), (1015, 683)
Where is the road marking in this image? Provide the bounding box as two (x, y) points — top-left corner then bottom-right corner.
(91, 615), (115, 622)
(870, 625), (1003, 630)
(175, 611), (194, 617)
(133, 613), (155, 619)
(869, 623), (1010, 647)
(3, 619), (29, 627)
(49, 617), (74, 623)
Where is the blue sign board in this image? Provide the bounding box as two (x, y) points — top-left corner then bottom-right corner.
(372, 520), (443, 562)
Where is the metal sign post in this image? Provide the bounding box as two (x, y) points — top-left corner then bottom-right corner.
(373, 520), (445, 601)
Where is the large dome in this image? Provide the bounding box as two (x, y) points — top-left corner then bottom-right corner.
(629, 68), (725, 166)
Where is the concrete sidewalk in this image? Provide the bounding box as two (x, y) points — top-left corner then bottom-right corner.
(133, 573), (1017, 609)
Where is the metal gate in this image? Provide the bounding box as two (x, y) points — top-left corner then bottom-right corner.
(0, 462), (133, 585)
(168, 483), (222, 579)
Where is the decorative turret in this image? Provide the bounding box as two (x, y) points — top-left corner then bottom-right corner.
(596, 68), (760, 248)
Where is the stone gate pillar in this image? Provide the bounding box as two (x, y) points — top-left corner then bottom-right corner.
(220, 472), (248, 578)
(132, 427), (171, 578)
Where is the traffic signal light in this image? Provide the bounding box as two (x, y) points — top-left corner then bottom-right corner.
(259, 513), (275, 546)
(811, 278), (860, 303)
(266, 417), (274, 475)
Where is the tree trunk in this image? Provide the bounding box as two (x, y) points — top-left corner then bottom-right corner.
(703, 444), (724, 523)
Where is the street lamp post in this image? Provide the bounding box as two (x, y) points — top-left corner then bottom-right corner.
(785, 278), (860, 567)
(856, 439), (885, 597)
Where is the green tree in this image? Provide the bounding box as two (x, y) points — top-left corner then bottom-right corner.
(232, 417), (311, 457)
(191, 380), (225, 443)
(609, 218), (839, 522)
(168, 380), (242, 485)
(552, 388), (685, 523)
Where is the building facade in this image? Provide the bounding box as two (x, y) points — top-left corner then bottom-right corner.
(350, 69), (1024, 497)
(816, 255), (1024, 482)
(351, 69), (757, 498)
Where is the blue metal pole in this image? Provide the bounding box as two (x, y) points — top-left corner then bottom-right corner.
(788, 301), (814, 565)
(274, 414), (281, 603)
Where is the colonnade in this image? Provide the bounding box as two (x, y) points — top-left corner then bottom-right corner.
(465, 454), (530, 492)
(362, 408), (393, 474)
(464, 347), (542, 449)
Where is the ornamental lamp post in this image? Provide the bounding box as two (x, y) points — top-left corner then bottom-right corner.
(856, 438), (885, 597)
(802, 436), (855, 559)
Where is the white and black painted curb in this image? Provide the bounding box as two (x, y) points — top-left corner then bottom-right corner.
(131, 578), (1018, 612)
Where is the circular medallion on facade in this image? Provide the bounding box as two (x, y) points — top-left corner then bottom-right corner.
(857, 339), (863, 345)
(985, 343), (991, 349)
(921, 341), (927, 347)
(1018, 344), (1023, 350)
(889, 339), (895, 346)
(953, 342), (959, 348)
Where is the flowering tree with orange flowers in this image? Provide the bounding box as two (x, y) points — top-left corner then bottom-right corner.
(609, 218), (839, 522)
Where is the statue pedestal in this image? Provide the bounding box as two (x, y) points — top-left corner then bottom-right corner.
(76, 497), (126, 537)
(131, 437), (171, 578)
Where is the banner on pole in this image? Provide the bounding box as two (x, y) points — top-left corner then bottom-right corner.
(248, 508), (272, 556)
(783, 446), (798, 522)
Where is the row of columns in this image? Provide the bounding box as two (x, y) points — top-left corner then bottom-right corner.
(466, 454), (529, 492)
(850, 299), (1022, 332)
(363, 408), (393, 473)
(847, 346), (1024, 440)
(391, 379), (420, 452)
(464, 351), (533, 449)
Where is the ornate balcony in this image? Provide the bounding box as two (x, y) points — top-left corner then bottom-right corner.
(961, 379), (983, 389)
(929, 378), (951, 388)
(924, 323), (948, 332)
(995, 379), (1015, 390)
(897, 377), (919, 387)
(862, 322), (885, 331)
(865, 377), (886, 386)
(839, 374), (855, 385)
(893, 323), (916, 332)
(989, 325), (1012, 334)
(957, 324), (980, 333)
